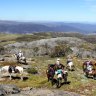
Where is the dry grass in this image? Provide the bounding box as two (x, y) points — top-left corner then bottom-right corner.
(0, 61), (18, 66)
(0, 33), (21, 46)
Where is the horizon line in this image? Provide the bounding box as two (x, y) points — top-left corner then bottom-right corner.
(0, 19), (96, 24)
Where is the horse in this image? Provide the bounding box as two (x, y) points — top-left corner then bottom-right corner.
(46, 64), (55, 85)
(82, 61), (96, 79)
(83, 61), (93, 72)
(0, 65), (24, 80)
(14, 54), (27, 64)
(66, 61), (75, 71)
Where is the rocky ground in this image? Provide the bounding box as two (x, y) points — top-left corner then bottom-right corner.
(0, 84), (80, 96)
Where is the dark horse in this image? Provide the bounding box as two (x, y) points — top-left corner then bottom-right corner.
(46, 64), (55, 85)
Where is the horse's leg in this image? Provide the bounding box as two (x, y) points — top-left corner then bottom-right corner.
(63, 73), (68, 83)
(24, 59), (26, 64)
(66, 65), (70, 71)
(72, 65), (75, 71)
(69, 64), (71, 71)
(51, 76), (54, 86)
(21, 76), (23, 80)
(17, 59), (20, 63)
(70, 65), (72, 71)
(47, 74), (50, 82)
(20, 72), (23, 80)
(67, 65), (70, 71)
(16, 56), (19, 63)
(9, 73), (12, 80)
(66, 65), (68, 70)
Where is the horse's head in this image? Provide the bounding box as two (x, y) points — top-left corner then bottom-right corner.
(8, 66), (16, 73)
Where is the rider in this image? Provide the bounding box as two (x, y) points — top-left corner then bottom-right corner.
(86, 61), (93, 72)
(55, 68), (63, 79)
(18, 50), (23, 58)
(55, 58), (65, 70)
(55, 58), (66, 79)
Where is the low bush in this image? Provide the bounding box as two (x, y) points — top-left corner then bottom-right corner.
(27, 68), (38, 74)
(50, 44), (72, 58)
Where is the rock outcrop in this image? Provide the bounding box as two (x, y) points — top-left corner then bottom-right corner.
(0, 84), (20, 96)
(3, 37), (96, 58)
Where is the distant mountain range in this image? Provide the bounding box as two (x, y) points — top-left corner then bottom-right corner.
(0, 20), (96, 34)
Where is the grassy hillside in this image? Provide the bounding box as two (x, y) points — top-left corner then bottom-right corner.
(0, 32), (96, 45)
(0, 32), (96, 95)
(0, 33), (21, 46)
(0, 57), (96, 96)
(0, 33), (52, 46)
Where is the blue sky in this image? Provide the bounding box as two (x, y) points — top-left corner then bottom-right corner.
(0, 0), (96, 22)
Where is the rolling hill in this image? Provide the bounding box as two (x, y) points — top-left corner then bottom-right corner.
(0, 20), (96, 34)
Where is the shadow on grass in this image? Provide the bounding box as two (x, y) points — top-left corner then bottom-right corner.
(84, 75), (94, 79)
(2, 76), (28, 81)
(61, 81), (71, 85)
(51, 78), (71, 88)
(17, 62), (28, 65)
(12, 76), (28, 81)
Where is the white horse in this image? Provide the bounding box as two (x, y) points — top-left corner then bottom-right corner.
(66, 61), (75, 71)
(0, 65), (24, 80)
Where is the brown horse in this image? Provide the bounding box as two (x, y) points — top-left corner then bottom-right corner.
(83, 61), (96, 79)
(46, 64), (55, 85)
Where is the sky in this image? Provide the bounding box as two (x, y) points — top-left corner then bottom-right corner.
(0, 0), (96, 22)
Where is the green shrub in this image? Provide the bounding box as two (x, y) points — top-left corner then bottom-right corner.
(0, 46), (5, 55)
(50, 44), (72, 58)
(27, 68), (38, 74)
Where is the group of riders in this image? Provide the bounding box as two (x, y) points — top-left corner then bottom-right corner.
(47, 55), (96, 87)
(46, 56), (74, 87)
(10, 50), (96, 83)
